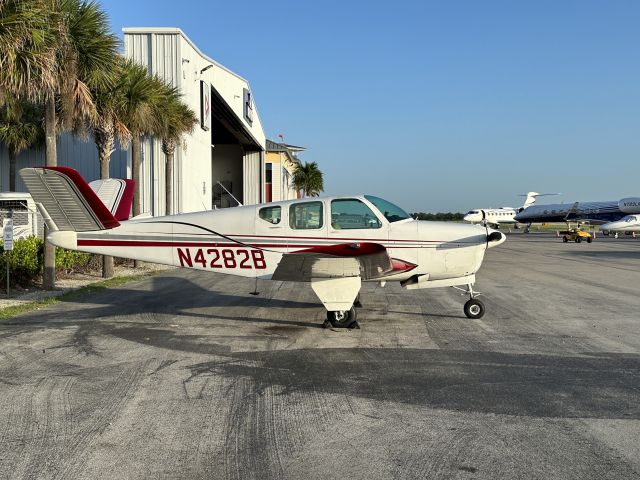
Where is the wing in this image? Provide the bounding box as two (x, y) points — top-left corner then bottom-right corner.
(271, 242), (395, 282)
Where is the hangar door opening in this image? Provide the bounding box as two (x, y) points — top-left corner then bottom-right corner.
(209, 87), (263, 208)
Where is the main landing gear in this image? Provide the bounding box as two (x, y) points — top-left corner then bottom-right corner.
(453, 283), (485, 319)
(325, 307), (359, 329)
(323, 294), (362, 329)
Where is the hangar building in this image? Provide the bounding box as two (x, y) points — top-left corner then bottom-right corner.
(0, 28), (267, 216)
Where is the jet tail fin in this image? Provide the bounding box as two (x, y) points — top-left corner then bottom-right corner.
(522, 192), (540, 209)
(19, 167), (123, 232)
(519, 192), (561, 209)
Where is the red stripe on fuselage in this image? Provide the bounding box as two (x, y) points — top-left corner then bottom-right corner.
(76, 239), (431, 249)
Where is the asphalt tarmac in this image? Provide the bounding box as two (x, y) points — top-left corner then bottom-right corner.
(1, 233), (639, 479)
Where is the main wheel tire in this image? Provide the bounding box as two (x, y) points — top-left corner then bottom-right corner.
(587, 236), (592, 243)
(576, 237), (582, 243)
(327, 307), (358, 328)
(463, 299), (485, 319)
(563, 236), (568, 243)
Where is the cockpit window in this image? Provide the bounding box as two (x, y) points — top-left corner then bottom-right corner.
(625, 215), (637, 223)
(259, 206), (281, 224)
(364, 195), (411, 223)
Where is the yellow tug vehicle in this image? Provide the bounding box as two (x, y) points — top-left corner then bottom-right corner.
(561, 228), (593, 243)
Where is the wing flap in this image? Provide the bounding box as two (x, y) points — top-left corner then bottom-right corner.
(272, 242), (393, 282)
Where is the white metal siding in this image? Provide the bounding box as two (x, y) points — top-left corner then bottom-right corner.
(124, 32), (182, 215)
(271, 161), (282, 202)
(243, 151), (262, 205)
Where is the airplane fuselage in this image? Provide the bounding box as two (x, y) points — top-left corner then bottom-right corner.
(600, 215), (640, 233)
(48, 195), (496, 283)
(464, 207), (519, 227)
(514, 199), (640, 224)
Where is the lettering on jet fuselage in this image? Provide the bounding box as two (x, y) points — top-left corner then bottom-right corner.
(177, 247), (267, 269)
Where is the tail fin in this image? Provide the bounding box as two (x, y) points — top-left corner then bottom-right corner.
(89, 178), (135, 221)
(519, 192), (561, 209)
(522, 192), (540, 209)
(19, 167), (121, 232)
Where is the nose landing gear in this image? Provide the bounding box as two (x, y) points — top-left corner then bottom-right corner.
(453, 283), (486, 319)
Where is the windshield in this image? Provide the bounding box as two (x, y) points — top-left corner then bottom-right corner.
(364, 195), (411, 223)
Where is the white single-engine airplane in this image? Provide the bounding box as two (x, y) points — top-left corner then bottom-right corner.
(20, 167), (506, 328)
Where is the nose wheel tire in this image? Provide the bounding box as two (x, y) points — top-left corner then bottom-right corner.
(353, 293), (363, 308)
(463, 299), (485, 319)
(327, 307), (358, 328)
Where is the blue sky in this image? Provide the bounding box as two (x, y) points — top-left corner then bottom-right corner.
(102, 0), (640, 212)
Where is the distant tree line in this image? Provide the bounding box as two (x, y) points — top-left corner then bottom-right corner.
(411, 212), (465, 221)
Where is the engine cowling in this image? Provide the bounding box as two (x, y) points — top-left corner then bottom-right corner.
(618, 198), (640, 213)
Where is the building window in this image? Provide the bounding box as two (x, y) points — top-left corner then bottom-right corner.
(259, 206), (281, 224)
(265, 163), (272, 183)
(331, 199), (382, 229)
(290, 201), (323, 230)
(243, 88), (254, 125)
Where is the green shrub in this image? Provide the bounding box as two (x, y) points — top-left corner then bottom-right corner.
(0, 236), (94, 287)
(0, 236), (44, 287)
(55, 247), (91, 273)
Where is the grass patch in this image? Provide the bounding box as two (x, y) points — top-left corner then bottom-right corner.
(0, 274), (150, 321)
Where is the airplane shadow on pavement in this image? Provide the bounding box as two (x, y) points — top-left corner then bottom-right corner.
(3, 270), (640, 421)
(10, 272), (323, 328)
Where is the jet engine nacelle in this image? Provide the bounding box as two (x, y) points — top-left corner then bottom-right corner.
(618, 198), (640, 213)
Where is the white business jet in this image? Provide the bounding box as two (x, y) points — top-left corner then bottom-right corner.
(464, 192), (557, 228)
(20, 167), (506, 328)
(600, 215), (640, 236)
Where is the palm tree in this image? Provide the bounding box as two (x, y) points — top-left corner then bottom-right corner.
(1, 0), (61, 289)
(90, 57), (132, 278)
(1, 0), (119, 288)
(43, 0), (119, 288)
(292, 161), (324, 197)
(0, 0), (59, 100)
(118, 60), (167, 219)
(157, 87), (197, 215)
(0, 99), (44, 191)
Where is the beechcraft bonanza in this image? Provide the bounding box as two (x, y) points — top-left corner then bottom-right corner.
(514, 197), (640, 228)
(463, 192), (557, 229)
(20, 166), (506, 328)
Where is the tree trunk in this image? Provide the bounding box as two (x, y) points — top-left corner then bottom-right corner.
(43, 94), (57, 290)
(9, 151), (16, 192)
(95, 118), (115, 278)
(131, 134), (142, 268)
(162, 140), (175, 216)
